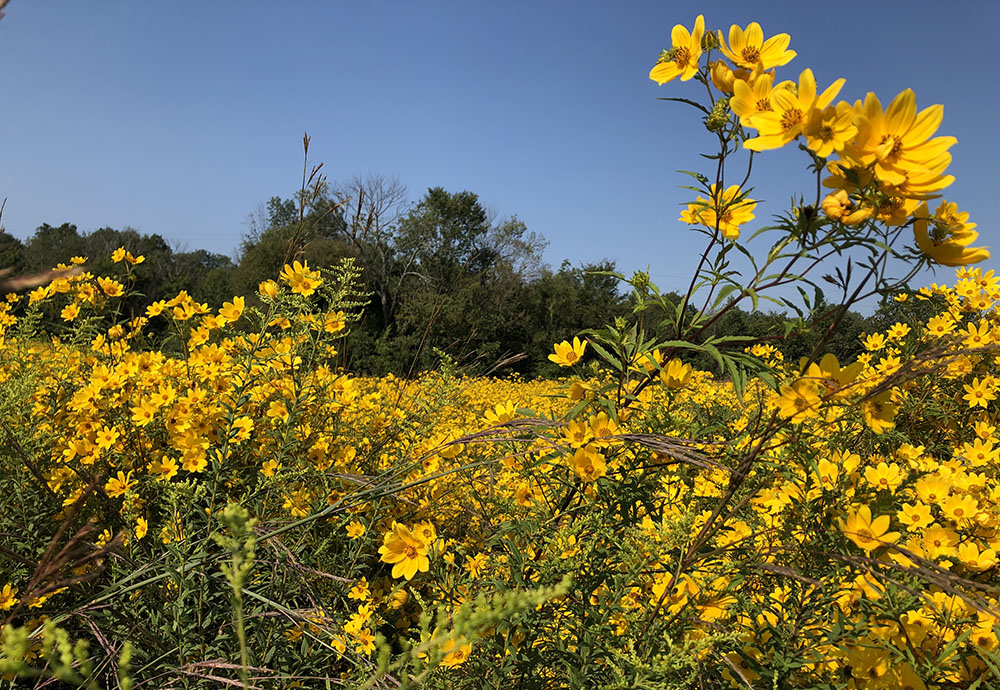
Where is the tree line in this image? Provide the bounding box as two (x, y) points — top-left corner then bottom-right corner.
(0, 176), (923, 377)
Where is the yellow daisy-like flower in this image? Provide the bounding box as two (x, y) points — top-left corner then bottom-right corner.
(105, 470), (136, 499)
(743, 68), (845, 152)
(378, 522), (430, 581)
(679, 184), (756, 240)
(963, 377), (997, 409)
(279, 261), (323, 297)
(845, 88), (956, 187)
(913, 200), (989, 267)
(775, 378), (821, 422)
(649, 15), (705, 85)
(0, 583), (18, 611)
(841, 505), (899, 552)
(346, 520), (366, 539)
(548, 337), (587, 367)
(569, 444), (607, 483)
(718, 22), (796, 70)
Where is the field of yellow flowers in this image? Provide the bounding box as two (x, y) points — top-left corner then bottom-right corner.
(2, 14), (999, 690)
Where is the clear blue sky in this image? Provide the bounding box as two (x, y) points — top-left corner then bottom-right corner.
(0, 1), (995, 298)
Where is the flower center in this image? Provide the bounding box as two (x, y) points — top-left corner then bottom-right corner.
(878, 134), (904, 160)
(673, 47), (691, 68)
(741, 46), (761, 64)
(780, 108), (803, 132)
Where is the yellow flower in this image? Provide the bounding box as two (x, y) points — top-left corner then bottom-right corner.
(105, 470), (136, 499)
(775, 378), (821, 422)
(569, 444), (607, 482)
(60, 303), (81, 321)
(258, 279), (279, 298)
(356, 628), (376, 655)
(941, 494), (978, 523)
(378, 522), (430, 581)
(279, 261), (323, 297)
(0, 583), (18, 611)
(135, 516), (148, 540)
(913, 200), (989, 267)
(346, 520), (366, 539)
(718, 22), (795, 70)
(441, 637), (473, 668)
(147, 455), (178, 482)
(97, 276), (124, 297)
(218, 296), (245, 323)
(744, 69), (845, 152)
(897, 502), (933, 531)
(841, 505), (899, 552)
(922, 524), (958, 559)
(862, 391), (897, 433)
(649, 15), (705, 85)
(799, 353), (861, 400)
(111, 247), (127, 263)
(679, 184), (756, 240)
(963, 377), (997, 409)
(94, 425), (121, 451)
(548, 337), (587, 367)
(659, 357), (693, 388)
(730, 72), (789, 127)
(863, 461), (904, 493)
(803, 101), (857, 158)
(845, 89), (956, 187)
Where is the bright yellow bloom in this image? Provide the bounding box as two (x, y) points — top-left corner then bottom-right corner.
(679, 184), (756, 240)
(803, 101), (857, 158)
(569, 444), (607, 482)
(660, 358), (693, 388)
(105, 470), (136, 499)
(97, 276), (125, 297)
(841, 505), (899, 552)
(964, 377), (997, 409)
(548, 337), (587, 367)
(923, 524), (958, 559)
(964, 439), (1000, 467)
(913, 200), (989, 267)
(862, 391), (897, 433)
(649, 15), (705, 85)
(111, 247), (127, 263)
(346, 520), (366, 539)
(0, 583), (18, 611)
(845, 89), (956, 187)
(259, 279), (279, 298)
(718, 22), (795, 70)
(730, 72), (791, 127)
(800, 353), (862, 400)
(135, 516), (148, 540)
(864, 461), (904, 493)
(897, 502), (933, 530)
(147, 455), (178, 482)
(94, 425), (121, 451)
(958, 542), (997, 571)
(743, 69), (845, 152)
(440, 637), (474, 668)
(378, 522), (430, 581)
(218, 296), (245, 323)
(60, 303), (80, 321)
(775, 378), (821, 422)
(941, 494), (978, 523)
(279, 261), (323, 297)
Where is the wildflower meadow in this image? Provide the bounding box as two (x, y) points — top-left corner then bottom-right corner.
(2, 14), (998, 690)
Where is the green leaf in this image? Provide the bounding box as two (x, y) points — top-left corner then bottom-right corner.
(587, 340), (622, 371)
